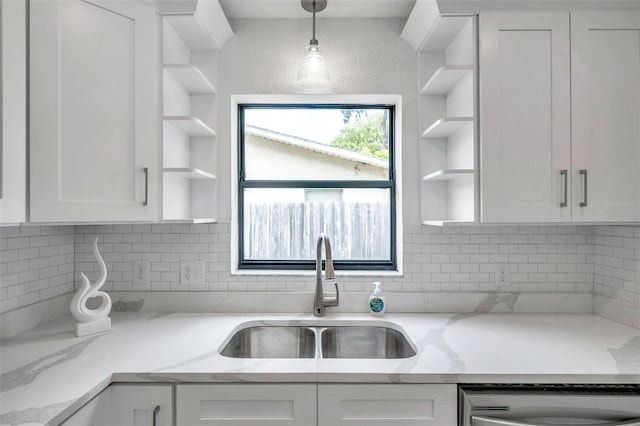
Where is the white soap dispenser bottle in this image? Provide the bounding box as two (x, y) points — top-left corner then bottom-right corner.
(368, 281), (385, 316)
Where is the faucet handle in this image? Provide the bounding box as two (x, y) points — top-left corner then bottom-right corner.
(323, 282), (339, 307)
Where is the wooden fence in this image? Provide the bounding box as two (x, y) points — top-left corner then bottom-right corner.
(244, 202), (390, 260)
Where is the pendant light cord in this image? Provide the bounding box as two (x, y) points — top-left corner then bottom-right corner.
(311, 0), (317, 44)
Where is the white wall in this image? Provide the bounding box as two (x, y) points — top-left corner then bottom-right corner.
(217, 17), (419, 224)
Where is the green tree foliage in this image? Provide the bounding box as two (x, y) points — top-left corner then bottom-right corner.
(332, 114), (389, 160)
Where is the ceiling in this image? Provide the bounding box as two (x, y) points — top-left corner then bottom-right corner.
(218, 0), (417, 19)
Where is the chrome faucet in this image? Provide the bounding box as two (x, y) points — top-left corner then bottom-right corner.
(313, 234), (339, 317)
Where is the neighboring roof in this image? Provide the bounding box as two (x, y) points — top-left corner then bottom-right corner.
(245, 125), (389, 169)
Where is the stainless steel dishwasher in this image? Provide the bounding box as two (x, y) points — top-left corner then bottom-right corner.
(460, 384), (640, 426)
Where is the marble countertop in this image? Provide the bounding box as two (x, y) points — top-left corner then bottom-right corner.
(1, 312), (639, 425)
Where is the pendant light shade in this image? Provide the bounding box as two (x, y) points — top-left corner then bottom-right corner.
(298, 0), (330, 90)
(298, 43), (330, 88)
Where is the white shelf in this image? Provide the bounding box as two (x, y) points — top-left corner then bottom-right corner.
(164, 64), (215, 94)
(161, 1), (233, 52)
(422, 169), (474, 182)
(164, 15), (216, 51)
(421, 65), (472, 95)
(164, 116), (216, 136)
(422, 16), (472, 51)
(421, 117), (473, 138)
(423, 220), (475, 226)
(164, 168), (217, 180)
(163, 218), (217, 224)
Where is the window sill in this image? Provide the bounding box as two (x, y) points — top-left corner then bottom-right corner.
(230, 269), (403, 278)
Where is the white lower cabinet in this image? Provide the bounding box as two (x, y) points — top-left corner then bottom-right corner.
(62, 384), (173, 426)
(176, 383), (457, 426)
(63, 383), (457, 425)
(318, 384), (457, 426)
(176, 384), (316, 426)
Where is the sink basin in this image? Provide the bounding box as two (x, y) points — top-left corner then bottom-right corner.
(220, 326), (316, 358)
(220, 323), (416, 359)
(320, 326), (416, 359)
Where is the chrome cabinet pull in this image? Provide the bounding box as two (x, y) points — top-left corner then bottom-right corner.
(472, 415), (640, 426)
(152, 405), (160, 426)
(143, 167), (149, 206)
(579, 169), (588, 207)
(560, 170), (568, 207)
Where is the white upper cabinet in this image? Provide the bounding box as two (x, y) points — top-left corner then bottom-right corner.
(29, 0), (161, 223)
(0, 0), (27, 225)
(479, 12), (571, 223)
(480, 10), (640, 224)
(571, 11), (640, 222)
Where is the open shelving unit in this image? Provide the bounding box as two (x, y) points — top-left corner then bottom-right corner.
(160, 5), (226, 224)
(418, 15), (478, 226)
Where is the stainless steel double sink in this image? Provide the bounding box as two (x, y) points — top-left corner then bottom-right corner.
(220, 323), (416, 359)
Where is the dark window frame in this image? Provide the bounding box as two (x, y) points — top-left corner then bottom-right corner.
(237, 103), (397, 271)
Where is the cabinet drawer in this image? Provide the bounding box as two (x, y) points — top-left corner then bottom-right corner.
(176, 383), (316, 426)
(318, 384), (457, 426)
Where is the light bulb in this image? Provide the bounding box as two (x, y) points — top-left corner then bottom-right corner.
(298, 44), (330, 90)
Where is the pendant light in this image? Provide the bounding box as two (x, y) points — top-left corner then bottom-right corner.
(298, 0), (330, 90)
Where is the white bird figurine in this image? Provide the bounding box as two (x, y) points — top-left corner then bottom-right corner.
(70, 236), (112, 336)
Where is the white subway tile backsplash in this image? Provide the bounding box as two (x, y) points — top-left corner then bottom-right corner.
(2, 224), (639, 321)
(593, 226), (640, 308)
(0, 226), (75, 314)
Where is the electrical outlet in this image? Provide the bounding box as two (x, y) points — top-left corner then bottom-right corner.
(133, 260), (149, 284)
(494, 263), (511, 287)
(180, 260), (204, 286)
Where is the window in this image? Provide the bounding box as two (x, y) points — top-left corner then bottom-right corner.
(235, 100), (400, 272)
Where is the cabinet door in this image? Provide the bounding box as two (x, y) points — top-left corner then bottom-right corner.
(29, 0), (160, 223)
(318, 384), (457, 426)
(571, 12), (640, 222)
(480, 13), (571, 223)
(0, 0), (27, 225)
(176, 384), (316, 426)
(61, 384), (173, 426)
